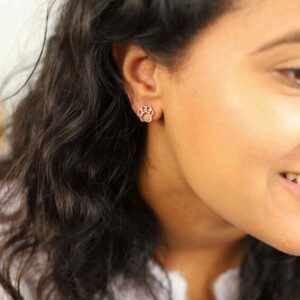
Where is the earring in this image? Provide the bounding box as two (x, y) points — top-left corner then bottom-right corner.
(137, 105), (155, 123)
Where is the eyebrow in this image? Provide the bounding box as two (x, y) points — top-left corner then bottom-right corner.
(249, 29), (300, 55)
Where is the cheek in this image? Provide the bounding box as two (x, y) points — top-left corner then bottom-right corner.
(165, 74), (300, 255)
(164, 79), (275, 200)
(165, 88), (260, 216)
(164, 76), (300, 255)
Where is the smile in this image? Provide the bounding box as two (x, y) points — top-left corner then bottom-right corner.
(280, 172), (300, 196)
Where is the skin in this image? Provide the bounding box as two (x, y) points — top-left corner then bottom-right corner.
(113, 0), (300, 299)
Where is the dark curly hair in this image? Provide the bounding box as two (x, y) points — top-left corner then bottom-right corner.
(1, 0), (300, 299)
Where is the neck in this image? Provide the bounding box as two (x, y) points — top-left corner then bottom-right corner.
(137, 123), (247, 299)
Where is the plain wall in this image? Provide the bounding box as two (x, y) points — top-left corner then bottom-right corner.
(0, 0), (56, 115)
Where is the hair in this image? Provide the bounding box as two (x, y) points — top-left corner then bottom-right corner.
(1, 0), (300, 299)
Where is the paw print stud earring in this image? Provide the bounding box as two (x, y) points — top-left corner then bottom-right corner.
(137, 105), (155, 123)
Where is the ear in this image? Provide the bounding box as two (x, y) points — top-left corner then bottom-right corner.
(112, 42), (164, 122)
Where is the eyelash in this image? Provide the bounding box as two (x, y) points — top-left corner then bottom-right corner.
(276, 68), (300, 89)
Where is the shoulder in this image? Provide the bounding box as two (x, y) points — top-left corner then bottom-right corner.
(0, 182), (45, 300)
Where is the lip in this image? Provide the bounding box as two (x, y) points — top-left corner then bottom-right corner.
(279, 173), (300, 196)
(281, 171), (300, 176)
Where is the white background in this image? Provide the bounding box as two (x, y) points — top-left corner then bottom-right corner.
(0, 0), (56, 113)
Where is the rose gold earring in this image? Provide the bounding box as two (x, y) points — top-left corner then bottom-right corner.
(137, 105), (155, 123)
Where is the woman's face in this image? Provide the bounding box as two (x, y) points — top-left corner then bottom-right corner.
(159, 0), (300, 255)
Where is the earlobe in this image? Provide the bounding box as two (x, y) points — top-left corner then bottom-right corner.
(113, 42), (163, 122)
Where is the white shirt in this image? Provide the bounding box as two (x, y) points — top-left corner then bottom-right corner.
(0, 186), (240, 299)
(109, 259), (240, 300)
(0, 256), (240, 300)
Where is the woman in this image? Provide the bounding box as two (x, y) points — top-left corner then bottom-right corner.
(1, 0), (300, 299)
